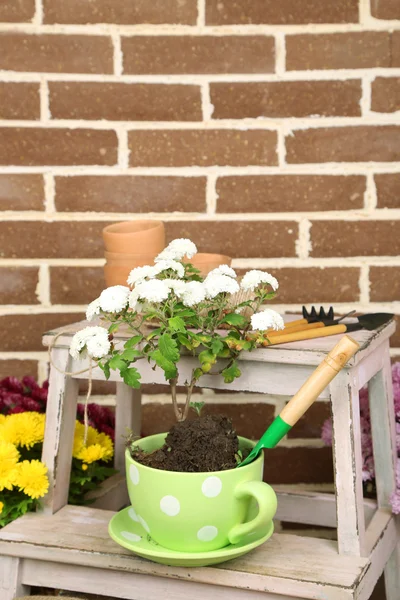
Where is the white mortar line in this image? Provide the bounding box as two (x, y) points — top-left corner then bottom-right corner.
(36, 264), (51, 306)
(38, 359), (49, 383)
(206, 174), (218, 215)
(275, 32), (286, 76)
(43, 173), (56, 214)
(112, 33), (123, 76)
(117, 129), (130, 168)
(365, 172), (378, 212)
(390, 348), (400, 358)
(359, 264), (370, 304)
(0, 351), (48, 360)
(296, 219), (312, 259)
(278, 438), (326, 449)
(0, 23), (399, 34)
(359, 0), (372, 25)
(200, 82), (213, 120)
(1, 69), (400, 84)
(360, 75), (372, 117)
(33, 0), (43, 25)
(197, 0), (206, 28)
(1, 209), (400, 222)
(277, 125), (286, 167)
(39, 78), (50, 122)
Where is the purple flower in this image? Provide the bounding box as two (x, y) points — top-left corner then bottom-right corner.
(321, 418), (333, 446)
(390, 491), (400, 514)
(0, 376), (24, 394)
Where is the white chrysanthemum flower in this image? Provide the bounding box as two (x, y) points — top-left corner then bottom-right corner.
(86, 298), (101, 322)
(204, 274), (240, 299)
(135, 279), (170, 303)
(208, 265), (237, 279)
(164, 279), (186, 297)
(98, 286), (130, 313)
(127, 265), (156, 287)
(251, 309), (285, 332)
(181, 281), (206, 307)
(128, 290), (140, 311)
(153, 259), (185, 279)
(70, 326), (110, 360)
(155, 238), (197, 262)
(85, 328), (111, 359)
(240, 270), (279, 292)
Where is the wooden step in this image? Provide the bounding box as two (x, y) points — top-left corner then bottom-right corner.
(0, 505), (370, 600)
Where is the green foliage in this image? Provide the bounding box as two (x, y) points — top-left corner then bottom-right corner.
(189, 401), (205, 417)
(0, 490), (38, 528)
(222, 361), (241, 384)
(159, 333), (180, 363)
(150, 349), (178, 380)
(68, 459), (117, 506)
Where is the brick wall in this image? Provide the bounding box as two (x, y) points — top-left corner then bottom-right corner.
(0, 0), (399, 486)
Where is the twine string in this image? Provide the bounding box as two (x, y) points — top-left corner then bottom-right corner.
(48, 329), (94, 447)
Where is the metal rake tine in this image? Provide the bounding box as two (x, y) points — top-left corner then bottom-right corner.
(327, 306), (334, 320)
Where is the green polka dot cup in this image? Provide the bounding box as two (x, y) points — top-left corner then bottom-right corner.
(125, 434), (277, 553)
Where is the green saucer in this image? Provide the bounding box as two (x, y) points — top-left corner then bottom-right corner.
(108, 507), (274, 567)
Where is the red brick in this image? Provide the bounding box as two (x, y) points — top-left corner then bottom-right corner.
(375, 174), (400, 209)
(211, 80), (361, 119)
(287, 402), (331, 438)
(286, 126), (400, 164)
(206, 0), (359, 24)
(371, 77), (400, 113)
(393, 32), (400, 67)
(0, 221), (110, 259)
(0, 267), (39, 305)
(0, 359), (38, 380)
(0, 174), (44, 211)
(216, 175), (365, 212)
(44, 0), (197, 24)
(142, 402), (275, 439)
(390, 316), (400, 349)
(129, 130), (278, 167)
(286, 32), (391, 70)
(0, 33), (113, 73)
(263, 446), (333, 484)
(270, 267), (360, 304)
(0, 128), (117, 166)
(0, 313), (84, 351)
(54, 176), (207, 213)
(370, 267), (400, 302)
(310, 221), (400, 257)
(49, 82), (202, 121)
(50, 267), (106, 305)
(0, 1), (35, 22)
(371, 0), (400, 19)
(166, 221), (298, 258)
(122, 36), (275, 75)
(0, 83), (40, 120)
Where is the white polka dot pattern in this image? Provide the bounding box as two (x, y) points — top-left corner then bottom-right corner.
(160, 495), (180, 516)
(138, 515), (150, 533)
(128, 507), (139, 522)
(201, 476), (222, 498)
(121, 531), (141, 542)
(197, 525), (218, 542)
(129, 464), (139, 485)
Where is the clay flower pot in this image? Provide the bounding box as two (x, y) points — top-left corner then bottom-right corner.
(185, 253), (232, 277)
(104, 251), (157, 265)
(117, 434), (276, 555)
(104, 258), (153, 287)
(102, 220), (165, 254)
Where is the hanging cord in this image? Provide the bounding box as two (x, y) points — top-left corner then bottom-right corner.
(47, 329), (94, 446)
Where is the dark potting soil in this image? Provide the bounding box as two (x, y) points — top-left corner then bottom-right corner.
(131, 414), (241, 472)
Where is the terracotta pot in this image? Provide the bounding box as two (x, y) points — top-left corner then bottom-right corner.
(102, 220), (165, 254)
(104, 251), (156, 266)
(104, 261), (151, 287)
(184, 253), (232, 277)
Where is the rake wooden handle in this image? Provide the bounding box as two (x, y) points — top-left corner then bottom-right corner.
(280, 335), (359, 426)
(265, 323), (348, 345)
(267, 321), (325, 337)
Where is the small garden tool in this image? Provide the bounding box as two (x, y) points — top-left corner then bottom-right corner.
(238, 335), (359, 467)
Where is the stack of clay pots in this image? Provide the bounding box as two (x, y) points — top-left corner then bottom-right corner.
(102, 220), (165, 287)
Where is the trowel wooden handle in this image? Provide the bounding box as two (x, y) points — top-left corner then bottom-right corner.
(268, 321), (325, 337)
(265, 323), (347, 345)
(280, 335), (359, 427)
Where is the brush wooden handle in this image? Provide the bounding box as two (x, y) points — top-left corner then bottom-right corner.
(268, 320), (325, 337)
(265, 323), (347, 345)
(279, 335), (359, 426)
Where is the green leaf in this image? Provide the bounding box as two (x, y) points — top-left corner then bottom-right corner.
(211, 339), (224, 355)
(175, 308), (196, 317)
(121, 348), (142, 362)
(108, 322), (120, 334)
(222, 313), (247, 327)
(98, 360), (110, 380)
(109, 355), (127, 371)
(222, 361), (241, 384)
(122, 367), (142, 389)
(199, 349), (216, 365)
(159, 333), (180, 363)
(168, 316), (186, 332)
(124, 335), (143, 349)
(146, 327), (163, 340)
(150, 349), (178, 380)
(177, 333), (192, 350)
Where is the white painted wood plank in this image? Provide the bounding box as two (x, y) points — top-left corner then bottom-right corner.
(41, 347), (79, 514)
(384, 530), (400, 600)
(330, 369), (366, 556)
(85, 473), (129, 511)
(0, 556), (30, 600)
(115, 383), (142, 474)
(20, 560), (305, 600)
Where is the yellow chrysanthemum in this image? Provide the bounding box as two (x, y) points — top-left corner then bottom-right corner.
(0, 439), (20, 491)
(96, 432), (114, 461)
(0, 412), (45, 449)
(0, 501), (4, 513)
(82, 464), (88, 471)
(76, 444), (108, 464)
(17, 460), (49, 499)
(0, 414), (6, 424)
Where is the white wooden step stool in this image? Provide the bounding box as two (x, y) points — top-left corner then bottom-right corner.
(0, 316), (399, 600)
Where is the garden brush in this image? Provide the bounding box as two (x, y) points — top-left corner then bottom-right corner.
(238, 335), (359, 467)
